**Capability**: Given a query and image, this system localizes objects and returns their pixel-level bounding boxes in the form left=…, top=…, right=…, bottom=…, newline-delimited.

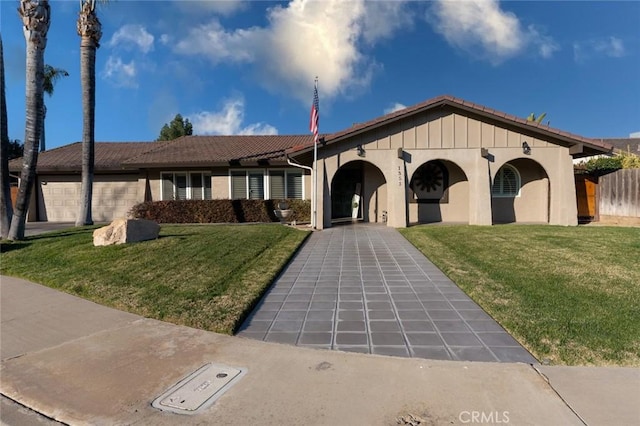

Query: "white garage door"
left=39, top=175, right=141, bottom=222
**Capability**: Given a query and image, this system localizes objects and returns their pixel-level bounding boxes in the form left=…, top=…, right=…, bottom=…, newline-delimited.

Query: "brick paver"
left=238, top=224, right=537, bottom=363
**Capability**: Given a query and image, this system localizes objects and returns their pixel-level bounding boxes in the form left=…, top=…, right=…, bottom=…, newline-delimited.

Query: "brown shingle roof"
left=288, top=95, right=614, bottom=157
left=123, top=135, right=313, bottom=167
left=9, top=142, right=157, bottom=173
left=9, top=136, right=315, bottom=173
left=601, top=138, right=640, bottom=155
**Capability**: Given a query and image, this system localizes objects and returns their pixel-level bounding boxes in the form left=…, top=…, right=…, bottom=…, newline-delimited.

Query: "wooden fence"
left=599, top=169, right=639, bottom=218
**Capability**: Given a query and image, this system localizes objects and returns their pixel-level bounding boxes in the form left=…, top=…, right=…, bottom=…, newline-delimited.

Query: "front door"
left=332, top=165, right=362, bottom=220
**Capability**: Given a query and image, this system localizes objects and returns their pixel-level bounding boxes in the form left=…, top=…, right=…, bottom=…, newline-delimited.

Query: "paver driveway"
left=238, top=224, right=537, bottom=363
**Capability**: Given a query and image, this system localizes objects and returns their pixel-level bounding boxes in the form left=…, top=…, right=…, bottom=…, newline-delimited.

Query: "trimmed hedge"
left=129, top=199, right=311, bottom=224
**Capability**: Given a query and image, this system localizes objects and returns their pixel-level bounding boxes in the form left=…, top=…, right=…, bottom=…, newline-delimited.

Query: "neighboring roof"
left=123, top=135, right=313, bottom=168
left=600, top=138, right=640, bottom=155
left=288, top=95, right=614, bottom=158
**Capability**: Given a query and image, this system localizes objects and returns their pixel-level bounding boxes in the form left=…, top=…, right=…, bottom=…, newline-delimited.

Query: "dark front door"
left=332, top=165, right=362, bottom=220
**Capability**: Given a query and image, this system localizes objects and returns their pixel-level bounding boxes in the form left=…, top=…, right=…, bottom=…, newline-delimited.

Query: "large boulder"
left=93, top=219, right=160, bottom=246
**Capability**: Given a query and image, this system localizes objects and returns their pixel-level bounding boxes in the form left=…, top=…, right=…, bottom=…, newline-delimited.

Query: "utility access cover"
left=152, top=363, right=246, bottom=415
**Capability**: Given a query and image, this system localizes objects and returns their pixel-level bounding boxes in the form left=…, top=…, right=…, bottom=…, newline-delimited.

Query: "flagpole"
left=313, top=77, right=318, bottom=230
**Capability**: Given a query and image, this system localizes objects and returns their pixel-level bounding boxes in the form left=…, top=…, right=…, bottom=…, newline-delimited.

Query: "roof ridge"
left=320, top=94, right=612, bottom=152
left=121, top=139, right=180, bottom=164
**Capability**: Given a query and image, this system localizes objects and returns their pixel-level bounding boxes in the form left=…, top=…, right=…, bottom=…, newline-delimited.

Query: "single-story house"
left=10, top=95, right=613, bottom=228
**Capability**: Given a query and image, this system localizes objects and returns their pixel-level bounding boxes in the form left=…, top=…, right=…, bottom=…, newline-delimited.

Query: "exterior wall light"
left=357, top=144, right=365, bottom=157
left=522, top=141, right=531, bottom=155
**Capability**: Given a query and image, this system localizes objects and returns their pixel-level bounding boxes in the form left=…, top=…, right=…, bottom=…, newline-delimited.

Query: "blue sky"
left=2, top=0, right=639, bottom=150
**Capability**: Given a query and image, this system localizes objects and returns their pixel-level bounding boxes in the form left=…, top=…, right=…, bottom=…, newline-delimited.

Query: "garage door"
left=38, top=175, right=141, bottom=222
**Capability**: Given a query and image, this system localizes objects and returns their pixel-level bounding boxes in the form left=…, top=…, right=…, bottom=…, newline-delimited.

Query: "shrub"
left=621, top=153, right=640, bottom=169
left=130, top=199, right=311, bottom=224
left=583, top=156, right=623, bottom=176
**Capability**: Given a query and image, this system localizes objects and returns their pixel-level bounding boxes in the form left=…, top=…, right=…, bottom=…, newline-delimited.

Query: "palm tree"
left=8, top=1, right=50, bottom=240
left=75, top=0, right=103, bottom=226
left=1, top=34, right=13, bottom=238
left=41, top=65, right=68, bottom=152
left=527, top=112, right=548, bottom=125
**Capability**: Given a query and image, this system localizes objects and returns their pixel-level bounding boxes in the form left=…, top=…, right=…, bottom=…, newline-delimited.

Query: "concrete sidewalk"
left=1, top=276, right=638, bottom=425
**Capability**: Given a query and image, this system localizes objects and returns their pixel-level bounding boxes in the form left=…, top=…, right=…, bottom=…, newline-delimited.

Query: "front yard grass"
left=0, top=224, right=310, bottom=334
left=399, top=225, right=640, bottom=366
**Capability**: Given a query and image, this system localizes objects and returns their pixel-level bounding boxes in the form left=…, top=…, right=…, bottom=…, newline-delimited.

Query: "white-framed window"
left=492, top=164, right=521, bottom=197
left=161, top=172, right=212, bottom=200
left=230, top=169, right=304, bottom=200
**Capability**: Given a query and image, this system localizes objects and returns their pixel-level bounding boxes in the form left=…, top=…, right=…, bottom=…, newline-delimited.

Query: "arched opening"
left=331, top=160, right=387, bottom=223
left=492, top=158, right=549, bottom=224
left=408, top=160, right=469, bottom=224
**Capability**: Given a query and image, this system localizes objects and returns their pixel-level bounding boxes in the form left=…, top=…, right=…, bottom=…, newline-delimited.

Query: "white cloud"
left=361, top=1, right=413, bottom=45
left=175, top=20, right=259, bottom=64
left=174, top=0, right=247, bottom=17
left=174, top=0, right=412, bottom=103
left=108, top=24, right=154, bottom=54
left=102, top=56, right=137, bottom=88
left=159, top=34, right=171, bottom=45
left=594, top=36, right=626, bottom=57
left=384, top=102, right=407, bottom=114
left=189, top=97, right=278, bottom=135
left=428, top=0, right=558, bottom=63
left=574, top=36, right=626, bottom=62
left=527, top=25, right=560, bottom=59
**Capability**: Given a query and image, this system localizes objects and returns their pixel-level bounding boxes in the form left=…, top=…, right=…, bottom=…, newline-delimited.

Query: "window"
left=161, top=172, right=212, bottom=200
left=286, top=171, right=303, bottom=198
left=269, top=171, right=285, bottom=199
left=492, top=164, right=520, bottom=197
left=231, top=170, right=304, bottom=200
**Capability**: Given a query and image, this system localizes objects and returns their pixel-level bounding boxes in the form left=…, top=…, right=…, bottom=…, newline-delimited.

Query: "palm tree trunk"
left=0, top=35, right=13, bottom=238
left=9, top=0, right=50, bottom=240
left=40, top=103, right=46, bottom=152
left=76, top=1, right=101, bottom=227
left=76, top=38, right=95, bottom=226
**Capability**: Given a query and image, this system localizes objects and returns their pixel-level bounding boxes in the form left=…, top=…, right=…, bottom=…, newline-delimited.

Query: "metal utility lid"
left=152, top=363, right=247, bottom=415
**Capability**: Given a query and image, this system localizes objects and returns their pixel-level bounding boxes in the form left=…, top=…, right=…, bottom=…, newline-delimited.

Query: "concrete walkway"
left=239, top=224, right=536, bottom=363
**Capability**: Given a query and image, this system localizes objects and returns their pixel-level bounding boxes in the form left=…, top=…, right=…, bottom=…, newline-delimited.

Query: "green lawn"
left=0, top=224, right=310, bottom=334
left=399, top=225, right=640, bottom=366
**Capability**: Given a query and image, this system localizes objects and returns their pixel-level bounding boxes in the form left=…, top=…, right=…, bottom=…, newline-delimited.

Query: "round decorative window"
left=410, top=161, right=449, bottom=202
left=412, top=162, right=444, bottom=192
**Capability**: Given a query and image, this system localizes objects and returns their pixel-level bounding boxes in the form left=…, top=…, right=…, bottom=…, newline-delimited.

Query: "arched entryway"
left=408, top=160, right=469, bottom=224
left=492, top=158, right=550, bottom=223
left=331, top=160, right=387, bottom=223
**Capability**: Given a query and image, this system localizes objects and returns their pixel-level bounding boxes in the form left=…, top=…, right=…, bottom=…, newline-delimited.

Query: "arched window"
left=492, top=164, right=520, bottom=197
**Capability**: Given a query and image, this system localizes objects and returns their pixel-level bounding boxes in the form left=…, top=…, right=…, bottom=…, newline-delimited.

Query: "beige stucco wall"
left=315, top=108, right=578, bottom=229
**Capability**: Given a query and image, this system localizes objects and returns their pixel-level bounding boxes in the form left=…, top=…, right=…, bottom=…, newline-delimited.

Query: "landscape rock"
left=93, top=219, right=160, bottom=246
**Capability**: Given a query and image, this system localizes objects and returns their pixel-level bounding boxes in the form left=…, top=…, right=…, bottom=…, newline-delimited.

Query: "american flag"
left=309, top=81, right=319, bottom=144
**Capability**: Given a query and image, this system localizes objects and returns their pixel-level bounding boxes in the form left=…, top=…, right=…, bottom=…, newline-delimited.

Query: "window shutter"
left=162, top=174, right=174, bottom=200
left=502, top=168, right=518, bottom=195
left=231, top=172, right=247, bottom=199
left=204, top=175, right=212, bottom=200
left=270, top=171, right=285, bottom=199
left=191, top=173, right=203, bottom=200
left=286, top=172, right=303, bottom=199
left=493, top=166, right=520, bottom=197
left=248, top=173, right=264, bottom=199
left=175, top=174, right=187, bottom=200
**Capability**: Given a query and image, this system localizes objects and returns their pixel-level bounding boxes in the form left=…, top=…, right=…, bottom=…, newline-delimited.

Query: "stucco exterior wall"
left=315, top=108, right=578, bottom=229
